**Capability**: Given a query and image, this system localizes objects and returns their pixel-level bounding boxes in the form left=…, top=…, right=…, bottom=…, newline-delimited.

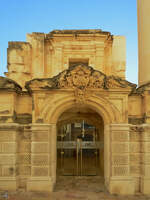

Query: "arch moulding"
left=41, top=94, right=121, bottom=125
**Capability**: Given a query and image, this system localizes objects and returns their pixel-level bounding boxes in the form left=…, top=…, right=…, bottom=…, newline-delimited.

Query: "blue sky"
left=0, top=0, right=138, bottom=83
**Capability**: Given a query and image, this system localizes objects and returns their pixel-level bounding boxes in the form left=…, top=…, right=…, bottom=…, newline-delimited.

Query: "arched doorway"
left=56, top=105, right=104, bottom=177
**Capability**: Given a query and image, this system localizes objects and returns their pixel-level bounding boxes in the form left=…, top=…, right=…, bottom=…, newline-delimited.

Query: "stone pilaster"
left=52, top=45, right=63, bottom=76
left=137, top=0, right=150, bottom=85
left=95, top=44, right=104, bottom=73
left=27, top=33, right=45, bottom=78
left=141, top=124, right=150, bottom=194
left=108, top=124, right=135, bottom=195
left=0, top=123, right=19, bottom=191
left=129, top=125, right=142, bottom=193
left=17, top=125, right=31, bottom=190
left=27, top=124, right=53, bottom=192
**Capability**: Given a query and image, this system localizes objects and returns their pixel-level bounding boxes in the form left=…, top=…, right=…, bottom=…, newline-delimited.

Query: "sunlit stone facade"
left=0, top=9, right=150, bottom=195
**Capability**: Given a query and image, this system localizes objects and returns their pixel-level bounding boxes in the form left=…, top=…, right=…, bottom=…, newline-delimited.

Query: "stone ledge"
left=27, top=177, right=53, bottom=192
left=141, top=177, right=150, bottom=194
left=108, top=176, right=135, bottom=195
left=0, top=177, right=18, bottom=191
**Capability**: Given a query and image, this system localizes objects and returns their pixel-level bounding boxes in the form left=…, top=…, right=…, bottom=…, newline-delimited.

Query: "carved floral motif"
left=25, top=64, right=136, bottom=92
left=59, top=64, right=105, bottom=89
left=74, top=88, right=91, bottom=104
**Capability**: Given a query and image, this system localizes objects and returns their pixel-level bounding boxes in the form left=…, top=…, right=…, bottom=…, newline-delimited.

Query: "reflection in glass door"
left=57, top=122, right=103, bottom=176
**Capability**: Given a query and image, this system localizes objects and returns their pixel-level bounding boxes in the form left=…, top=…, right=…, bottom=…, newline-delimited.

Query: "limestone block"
left=141, top=164, right=150, bottom=176
left=27, top=177, right=53, bottom=192
left=2, top=143, right=16, bottom=153
left=137, top=0, right=150, bottom=85
left=112, top=143, right=129, bottom=153
left=109, top=177, right=135, bottom=195
left=7, top=41, right=32, bottom=87
left=7, top=42, right=31, bottom=73
left=0, top=143, right=2, bottom=152
left=130, top=153, right=141, bottom=164
left=141, top=142, right=150, bottom=152
left=0, top=131, right=16, bottom=141
left=112, top=166, right=129, bottom=176
left=2, top=166, right=16, bottom=176
left=0, top=155, right=16, bottom=165
left=32, top=143, right=49, bottom=153
left=128, top=96, right=142, bottom=116
left=141, top=153, right=150, bottom=164
left=112, top=36, right=126, bottom=79
left=19, top=142, right=30, bottom=153
left=142, top=130, right=150, bottom=141
left=32, top=167, right=49, bottom=176
left=16, top=95, right=32, bottom=114
left=32, top=154, right=49, bottom=166
left=18, top=166, right=31, bottom=176
left=26, top=33, right=44, bottom=78
left=0, top=166, right=2, bottom=176
left=112, top=154, right=129, bottom=165
left=0, top=178, right=18, bottom=191
left=130, top=131, right=141, bottom=142
left=18, top=178, right=27, bottom=188
left=32, top=131, right=49, bottom=142
left=111, top=131, right=129, bottom=141
left=134, top=177, right=140, bottom=193
left=130, top=142, right=141, bottom=153
left=141, top=177, right=150, bottom=194
left=130, top=165, right=141, bottom=176
left=18, top=154, right=31, bottom=164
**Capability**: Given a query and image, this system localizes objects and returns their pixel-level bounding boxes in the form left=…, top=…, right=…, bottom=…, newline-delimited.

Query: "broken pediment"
left=0, top=76, right=22, bottom=93
left=25, top=64, right=136, bottom=92
left=132, top=81, right=150, bottom=95
left=106, top=76, right=137, bottom=89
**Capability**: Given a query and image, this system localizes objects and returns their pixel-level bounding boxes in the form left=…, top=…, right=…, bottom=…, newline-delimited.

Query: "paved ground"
left=1, top=176, right=150, bottom=200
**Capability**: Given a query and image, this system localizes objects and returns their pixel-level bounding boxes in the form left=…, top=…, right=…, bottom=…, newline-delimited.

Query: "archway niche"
left=56, top=105, right=104, bottom=177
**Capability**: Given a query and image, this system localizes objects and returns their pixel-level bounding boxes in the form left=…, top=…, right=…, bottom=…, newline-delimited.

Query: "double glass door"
left=57, top=137, right=103, bottom=176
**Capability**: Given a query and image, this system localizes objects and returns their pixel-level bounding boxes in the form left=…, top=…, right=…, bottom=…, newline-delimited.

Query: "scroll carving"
left=25, top=64, right=136, bottom=92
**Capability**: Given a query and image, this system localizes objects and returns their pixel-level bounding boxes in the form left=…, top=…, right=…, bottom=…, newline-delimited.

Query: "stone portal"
left=56, top=106, right=104, bottom=177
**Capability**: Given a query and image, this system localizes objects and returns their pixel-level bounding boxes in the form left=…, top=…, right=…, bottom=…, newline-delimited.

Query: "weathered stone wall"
left=108, top=124, right=135, bottom=195
left=17, top=125, right=31, bottom=189
left=5, top=30, right=126, bottom=87
left=0, top=124, right=18, bottom=190
left=6, top=42, right=32, bottom=87
left=129, top=125, right=142, bottom=193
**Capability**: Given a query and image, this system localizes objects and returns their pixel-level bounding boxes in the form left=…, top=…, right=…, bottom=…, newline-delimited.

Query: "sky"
left=0, top=0, right=138, bottom=83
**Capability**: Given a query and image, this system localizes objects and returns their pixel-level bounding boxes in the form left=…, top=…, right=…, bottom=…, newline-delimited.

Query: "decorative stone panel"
left=32, top=131, right=49, bottom=141
left=32, top=143, right=49, bottom=153
left=130, top=165, right=141, bottom=176
left=112, top=143, right=129, bottom=153
left=112, top=166, right=129, bottom=176
left=130, top=153, right=141, bottom=164
left=32, top=167, right=49, bottom=176
left=111, top=131, right=129, bottom=141
left=112, top=154, right=129, bottom=165
left=110, top=124, right=131, bottom=181
left=32, top=155, right=49, bottom=166
left=0, top=124, right=19, bottom=191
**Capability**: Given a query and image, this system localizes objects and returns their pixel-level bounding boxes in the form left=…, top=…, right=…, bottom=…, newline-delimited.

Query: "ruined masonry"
left=0, top=14, right=150, bottom=196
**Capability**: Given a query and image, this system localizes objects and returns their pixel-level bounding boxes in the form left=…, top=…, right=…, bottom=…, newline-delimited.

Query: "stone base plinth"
left=27, top=177, right=53, bottom=192
left=0, top=178, right=18, bottom=191
left=109, top=177, right=135, bottom=195
left=141, top=177, right=150, bottom=194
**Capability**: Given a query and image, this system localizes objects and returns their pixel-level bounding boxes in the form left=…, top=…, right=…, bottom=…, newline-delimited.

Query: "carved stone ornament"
left=130, top=126, right=144, bottom=132
left=74, top=88, right=91, bottom=104
left=25, top=64, right=136, bottom=92
left=106, top=76, right=137, bottom=89
left=132, top=81, right=150, bottom=95
left=0, top=76, right=22, bottom=93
